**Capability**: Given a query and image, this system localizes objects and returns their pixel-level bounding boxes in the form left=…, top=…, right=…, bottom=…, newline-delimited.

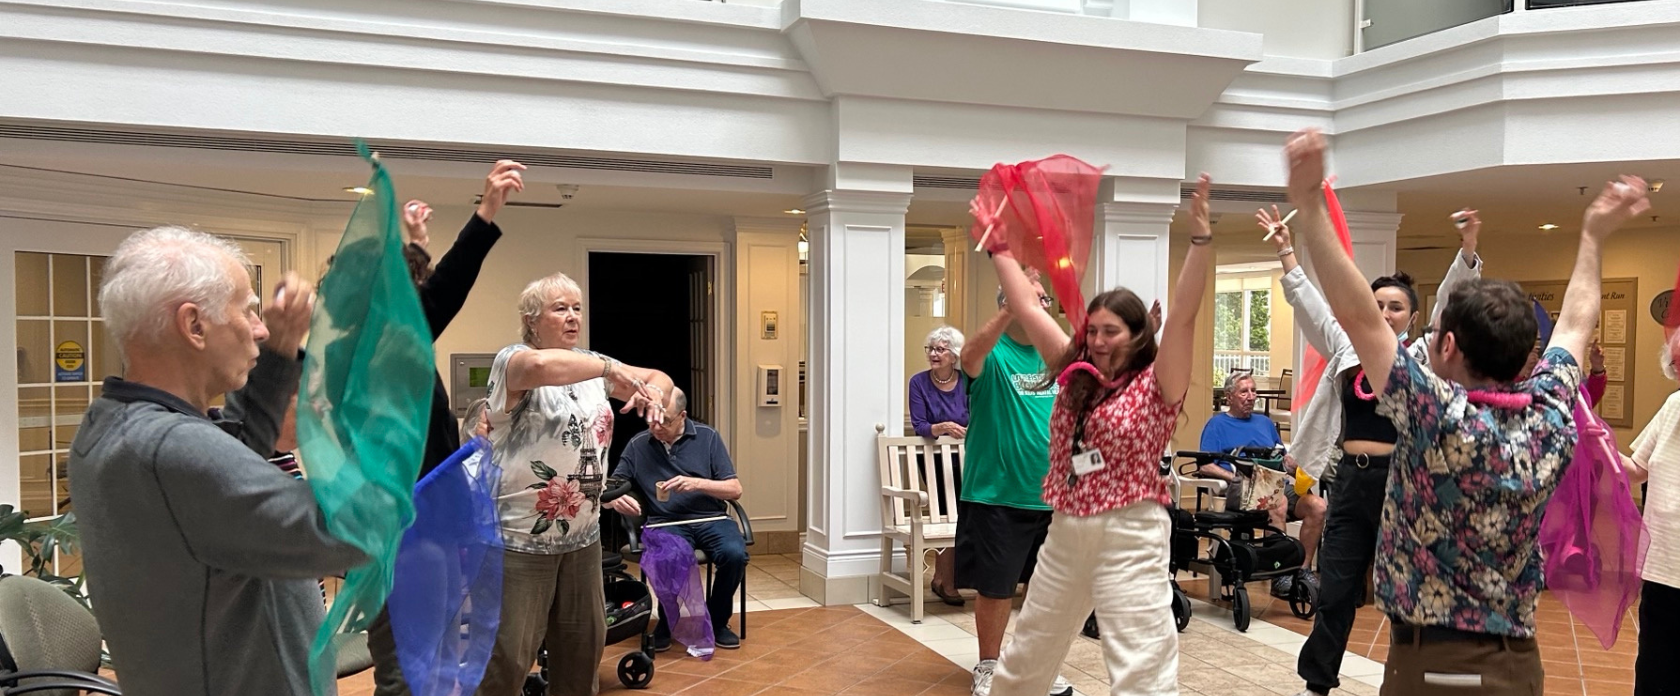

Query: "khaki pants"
left=475, top=543, right=606, bottom=696
left=992, top=502, right=1178, bottom=696
left=1381, top=626, right=1542, bottom=696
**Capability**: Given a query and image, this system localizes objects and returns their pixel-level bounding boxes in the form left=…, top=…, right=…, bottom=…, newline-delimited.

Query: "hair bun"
left=1388, top=271, right=1415, bottom=287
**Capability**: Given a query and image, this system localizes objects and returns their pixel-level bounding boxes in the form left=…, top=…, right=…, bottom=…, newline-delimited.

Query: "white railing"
left=1214, top=352, right=1270, bottom=379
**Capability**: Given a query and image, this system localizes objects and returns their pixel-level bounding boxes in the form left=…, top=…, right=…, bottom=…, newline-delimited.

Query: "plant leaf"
left=527, top=482, right=547, bottom=490
left=530, top=460, right=558, bottom=480
left=531, top=518, right=552, bottom=536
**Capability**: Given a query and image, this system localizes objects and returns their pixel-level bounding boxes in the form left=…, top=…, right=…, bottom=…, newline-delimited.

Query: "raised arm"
left=989, top=255, right=1071, bottom=364
left=1267, top=218, right=1351, bottom=358
left=1285, top=129, right=1398, bottom=393
left=220, top=273, right=313, bottom=456
left=961, top=308, right=1011, bottom=379
left=1433, top=209, right=1483, bottom=327
left=1155, top=174, right=1215, bottom=405
left=1551, top=177, right=1649, bottom=366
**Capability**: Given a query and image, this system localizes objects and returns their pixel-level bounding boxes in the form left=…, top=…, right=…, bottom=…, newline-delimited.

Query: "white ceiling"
left=4, top=138, right=1674, bottom=264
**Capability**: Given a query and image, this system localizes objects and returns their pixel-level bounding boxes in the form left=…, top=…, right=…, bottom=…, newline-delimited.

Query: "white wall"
left=1199, top=0, right=1353, bottom=59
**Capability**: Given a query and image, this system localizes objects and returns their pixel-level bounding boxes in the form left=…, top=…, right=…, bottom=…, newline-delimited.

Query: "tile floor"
left=337, top=553, right=1642, bottom=696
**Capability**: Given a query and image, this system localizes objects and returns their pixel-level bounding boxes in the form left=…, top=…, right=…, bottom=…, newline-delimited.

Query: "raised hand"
left=263, top=271, right=315, bottom=357
left=970, top=198, right=1009, bottom=253
left=1257, top=205, right=1292, bottom=249
left=1583, top=176, right=1650, bottom=240
left=1285, top=129, right=1328, bottom=200
left=1590, top=341, right=1606, bottom=373
left=476, top=160, right=527, bottom=223
left=1190, top=173, right=1212, bottom=238
left=401, top=200, right=433, bottom=248
left=1148, top=299, right=1163, bottom=334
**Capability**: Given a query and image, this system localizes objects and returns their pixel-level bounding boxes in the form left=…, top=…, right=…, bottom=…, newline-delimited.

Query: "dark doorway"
left=588, top=252, right=715, bottom=545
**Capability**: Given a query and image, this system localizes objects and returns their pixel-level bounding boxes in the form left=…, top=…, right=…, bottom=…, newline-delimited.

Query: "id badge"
left=1071, top=449, right=1106, bottom=476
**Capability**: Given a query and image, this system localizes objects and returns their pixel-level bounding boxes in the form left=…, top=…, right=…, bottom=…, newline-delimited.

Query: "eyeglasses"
left=924, top=346, right=951, bottom=355
left=1037, top=295, right=1053, bottom=308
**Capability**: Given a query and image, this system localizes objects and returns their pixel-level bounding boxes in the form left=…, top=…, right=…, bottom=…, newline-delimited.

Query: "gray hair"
left=670, top=387, right=689, bottom=416
left=1664, top=340, right=1678, bottom=382
left=925, top=325, right=965, bottom=356
left=1222, top=371, right=1256, bottom=396
left=100, top=226, right=250, bottom=356
left=517, top=272, right=582, bottom=345
left=460, top=397, right=490, bottom=443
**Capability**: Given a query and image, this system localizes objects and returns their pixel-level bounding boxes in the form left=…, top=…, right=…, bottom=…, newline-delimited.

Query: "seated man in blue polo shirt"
left=1199, top=371, right=1325, bottom=596
left=605, top=387, right=747, bottom=650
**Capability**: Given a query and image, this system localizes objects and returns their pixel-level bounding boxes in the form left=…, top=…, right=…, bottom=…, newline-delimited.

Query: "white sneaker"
left=1049, top=674, right=1074, bottom=696
left=971, top=660, right=997, bottom=696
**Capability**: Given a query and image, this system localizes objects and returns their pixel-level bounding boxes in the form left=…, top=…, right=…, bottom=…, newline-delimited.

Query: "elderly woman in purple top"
left=909, top=325, right=969, bottom=605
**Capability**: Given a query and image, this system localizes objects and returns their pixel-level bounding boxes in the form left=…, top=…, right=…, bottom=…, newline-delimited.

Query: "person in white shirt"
left=1623, top=330, right=1680, bottom=696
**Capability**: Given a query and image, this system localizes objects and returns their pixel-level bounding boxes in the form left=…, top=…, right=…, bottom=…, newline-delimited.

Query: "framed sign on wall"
left=1419, top=277, right=1637, bottom=429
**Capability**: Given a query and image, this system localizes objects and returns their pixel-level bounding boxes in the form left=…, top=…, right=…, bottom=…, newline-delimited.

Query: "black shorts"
left=954, top=501, right=1053, bottom=600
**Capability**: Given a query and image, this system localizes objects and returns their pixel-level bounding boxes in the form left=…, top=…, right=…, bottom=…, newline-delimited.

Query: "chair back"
left=0, top=575, right=102, bottom=696
left=876, top=434, right=963, bottom=529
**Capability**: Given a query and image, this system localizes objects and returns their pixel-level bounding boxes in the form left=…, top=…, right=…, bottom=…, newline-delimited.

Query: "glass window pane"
left=89, top=256, right=107, bottom=318
left=53, top=321, right=90, bottom=384
left=16, top=252, right=50, bottom=316
left=19, top=454, right=54, bottom=518
left=18, top=386, right=51, bottom=452
left=89, top=321, right=121, bottom=381
left=52, top=255, right=89, bottom=318
left=55, top=453, right=73, bottom=519
left=17, top=319, right=51, bottom=384
left=1248, top=290, right=1271, bottom=351
left=54, top=385, right=90, bottom=450
left=1214, top=292, right=1242, bottom=351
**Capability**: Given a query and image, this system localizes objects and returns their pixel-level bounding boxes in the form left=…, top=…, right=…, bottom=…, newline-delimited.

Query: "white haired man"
left=1198, top=370, right=1326, bottom=597
left=70, top=227, right=366, bottom=696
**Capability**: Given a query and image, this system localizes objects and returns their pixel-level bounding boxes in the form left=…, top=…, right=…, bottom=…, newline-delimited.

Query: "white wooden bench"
left=873, top=425, right=963, bottom=624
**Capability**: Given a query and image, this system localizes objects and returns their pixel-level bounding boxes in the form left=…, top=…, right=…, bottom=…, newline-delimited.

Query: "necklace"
left=931, top=370, right=956, bottom=385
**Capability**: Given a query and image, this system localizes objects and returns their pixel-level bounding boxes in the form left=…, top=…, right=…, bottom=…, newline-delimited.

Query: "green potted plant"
left=0, top=503, right=88, bottom=610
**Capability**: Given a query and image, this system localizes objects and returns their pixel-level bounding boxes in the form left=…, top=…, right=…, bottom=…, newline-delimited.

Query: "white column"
left=1345, top=211, right=1403, bottom=281
left=1291, top=210, right=1403, bottom=400
left=727, top=218, right=805, bottom=536
left=1086, top=201, right=1178, bottom=309
left=801, top=177, right=912, bottom=606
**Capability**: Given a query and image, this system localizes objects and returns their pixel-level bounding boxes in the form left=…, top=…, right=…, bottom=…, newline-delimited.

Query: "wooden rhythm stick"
left=1261, top=208, right=1298, bottom=241
left=973, top=195, right=1011, bottom=252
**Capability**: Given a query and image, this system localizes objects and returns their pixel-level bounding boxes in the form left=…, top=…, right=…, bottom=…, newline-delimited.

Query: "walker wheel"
left=1232, top=586, right=1251, bottom=632
left=618, top=652, right=655, bottom=689
left=1290, top=576, right=1319, bottom=620
left=1172, top=587, right=1192, bottom=633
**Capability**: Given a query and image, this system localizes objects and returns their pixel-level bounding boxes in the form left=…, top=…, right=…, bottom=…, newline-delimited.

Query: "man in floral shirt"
left=1284, top=128, right=1650, bottom=695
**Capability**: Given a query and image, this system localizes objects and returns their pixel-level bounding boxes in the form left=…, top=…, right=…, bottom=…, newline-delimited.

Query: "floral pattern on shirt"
left=486, top=344, right=615, bottom=555
left=1043, top=365, right=1180, bottom=516
left=1375, top=344, right=1581, bottom=637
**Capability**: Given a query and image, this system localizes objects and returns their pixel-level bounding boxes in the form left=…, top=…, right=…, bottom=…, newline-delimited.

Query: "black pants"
left=1298, top=457, right=1388, bottom=694
left=1637, top=580, right=1680, bottom=696
left=366, top=607, right=412, bottom=696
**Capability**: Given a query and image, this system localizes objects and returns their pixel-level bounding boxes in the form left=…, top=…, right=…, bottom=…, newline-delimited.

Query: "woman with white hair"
left=477, top=271, right=674, bottom=696
left=1623, top=331, right=1680, bottom=695
left=909, top=324, right=969, bottom=604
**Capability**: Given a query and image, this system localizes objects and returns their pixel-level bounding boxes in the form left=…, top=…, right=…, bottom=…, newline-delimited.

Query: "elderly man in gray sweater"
left=70, top=227, right=366, bottom=696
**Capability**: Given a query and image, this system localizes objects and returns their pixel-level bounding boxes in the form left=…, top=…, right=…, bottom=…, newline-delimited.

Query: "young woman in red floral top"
left=987, top=176, right=1215, bottom=696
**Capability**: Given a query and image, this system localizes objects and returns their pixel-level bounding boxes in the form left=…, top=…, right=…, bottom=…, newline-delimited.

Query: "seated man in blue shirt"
left=605, top=387, right=747, bottom=650
left=1199, top=371, right=1326, bottom=596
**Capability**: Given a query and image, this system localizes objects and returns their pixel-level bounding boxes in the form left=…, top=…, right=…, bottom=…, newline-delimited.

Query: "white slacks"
left=992, top=501, right=1178, bottom=696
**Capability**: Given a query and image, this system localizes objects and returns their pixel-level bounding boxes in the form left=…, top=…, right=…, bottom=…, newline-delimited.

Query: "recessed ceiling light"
left=1651, top=180, right=1665, bottom=193
left=783, top=208, right=806, bottom=215
left=344, top=186, right=373, bottom=196
left=1539, top=223, right=1559, bottom=231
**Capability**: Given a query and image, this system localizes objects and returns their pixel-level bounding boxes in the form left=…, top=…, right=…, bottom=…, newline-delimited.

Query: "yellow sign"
left=55, top=340, right=86, bottom=382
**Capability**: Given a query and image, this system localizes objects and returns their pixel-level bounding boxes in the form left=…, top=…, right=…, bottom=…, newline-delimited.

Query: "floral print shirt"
left=486, top=344, right=615, bottom=555
left=1376, top=344, right=1580, bottom=637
